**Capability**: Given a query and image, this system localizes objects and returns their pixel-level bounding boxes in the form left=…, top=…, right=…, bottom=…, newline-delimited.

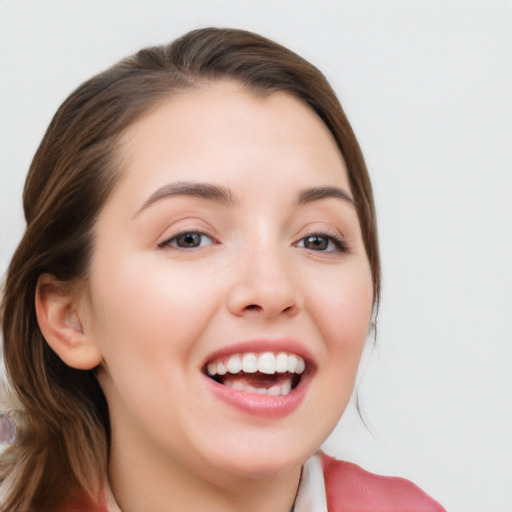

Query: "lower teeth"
left=224, top=379, right=292, bottom=396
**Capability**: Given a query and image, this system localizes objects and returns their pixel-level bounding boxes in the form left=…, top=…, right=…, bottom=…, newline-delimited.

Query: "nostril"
left=243, top=304, right=297, bottom=315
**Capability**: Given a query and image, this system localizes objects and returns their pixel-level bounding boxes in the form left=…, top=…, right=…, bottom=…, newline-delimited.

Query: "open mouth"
left=204, top=352, right=306, bottom=397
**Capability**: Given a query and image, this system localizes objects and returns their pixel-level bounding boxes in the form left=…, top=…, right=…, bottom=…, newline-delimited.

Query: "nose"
left=227, top=243, right=302, bottom=319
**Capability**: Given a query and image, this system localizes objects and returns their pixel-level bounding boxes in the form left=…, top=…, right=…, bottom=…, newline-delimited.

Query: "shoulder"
left=321, top=453, right=446, bottom=512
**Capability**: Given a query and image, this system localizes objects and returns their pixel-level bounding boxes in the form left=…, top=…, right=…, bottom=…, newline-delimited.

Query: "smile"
left=204, top=352, right=306, bottom=397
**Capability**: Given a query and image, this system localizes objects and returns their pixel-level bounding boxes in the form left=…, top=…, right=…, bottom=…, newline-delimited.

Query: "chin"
left=200, top=437, right=314, bottom=479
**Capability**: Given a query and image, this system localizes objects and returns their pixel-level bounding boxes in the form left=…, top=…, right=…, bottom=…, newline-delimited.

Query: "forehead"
left=114, top=82, right=350, bottom=203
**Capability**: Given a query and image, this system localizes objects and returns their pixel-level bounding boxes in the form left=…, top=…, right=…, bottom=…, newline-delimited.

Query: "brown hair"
left=0, top=27, right=380, bottom=511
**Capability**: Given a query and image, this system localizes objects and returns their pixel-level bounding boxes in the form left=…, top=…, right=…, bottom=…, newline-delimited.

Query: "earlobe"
left=35, top=274, right=102, bottom=370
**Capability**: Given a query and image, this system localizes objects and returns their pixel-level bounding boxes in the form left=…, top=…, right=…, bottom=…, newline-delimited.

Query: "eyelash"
left=158, top=230, right=348, bottom=254
left=157, top=230, right=214, bottom=250
left=296, top=232, right=348, bottom=253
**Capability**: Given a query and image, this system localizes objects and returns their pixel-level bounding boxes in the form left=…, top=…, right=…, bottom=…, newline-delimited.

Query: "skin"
left=52, top=82, right=374, bottom=511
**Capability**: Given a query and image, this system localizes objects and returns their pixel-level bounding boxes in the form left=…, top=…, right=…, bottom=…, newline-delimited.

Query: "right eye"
left=158, top=231, right=214, bottom=250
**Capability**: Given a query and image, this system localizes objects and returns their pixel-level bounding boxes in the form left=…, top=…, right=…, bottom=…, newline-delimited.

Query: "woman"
left=0, top=28, right=444, bottom=511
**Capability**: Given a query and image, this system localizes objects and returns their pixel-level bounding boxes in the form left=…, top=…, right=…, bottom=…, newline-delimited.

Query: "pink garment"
left=321, top=453, right=445, bottom=512
left=59, top=454, right=445, bottom=511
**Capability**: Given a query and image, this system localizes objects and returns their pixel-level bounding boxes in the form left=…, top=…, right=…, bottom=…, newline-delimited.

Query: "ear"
left=35, top=274, right=102, bottom=370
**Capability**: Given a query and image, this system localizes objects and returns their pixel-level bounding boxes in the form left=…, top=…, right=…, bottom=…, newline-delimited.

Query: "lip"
left=202, top=338, right=315, bottom=366
left=203, top=368, right=311, bottom=418
left=201, top=338, right=315, bottom=418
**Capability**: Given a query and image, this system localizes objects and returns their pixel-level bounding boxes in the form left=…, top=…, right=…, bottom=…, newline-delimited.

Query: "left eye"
left=297, top=234, right=344, bottom=252
left=160, top=232, right=214, bottom=249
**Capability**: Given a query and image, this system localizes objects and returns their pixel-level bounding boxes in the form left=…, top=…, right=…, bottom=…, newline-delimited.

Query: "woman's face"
left=81, top=82, right=373, bottom=480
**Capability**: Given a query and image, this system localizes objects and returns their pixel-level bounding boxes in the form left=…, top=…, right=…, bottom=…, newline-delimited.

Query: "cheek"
left=87, top=255, right=222, bottom=363
left=88, top=257, right=223, bottom=427
left=86, top=248, right=242, bottom=384
left=306, top=262, right=373, bottom=374
left=313, top=263, right=372, bottom=336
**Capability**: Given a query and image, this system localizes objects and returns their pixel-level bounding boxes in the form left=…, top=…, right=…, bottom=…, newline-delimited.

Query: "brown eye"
left=296, top=233, right=347, bottom=253
left=176, top=233, right=202, bottom=248
left=159, top=232, right=214, bottom=249
left=303, top=235, right=329, bottom=250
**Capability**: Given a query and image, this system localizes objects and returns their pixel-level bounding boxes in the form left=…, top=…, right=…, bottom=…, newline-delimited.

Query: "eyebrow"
left=135, top=182, right=236, bottom=216
left=297, top=186, right=355, bottom=207
left=135, top=182, right=355, bottom=217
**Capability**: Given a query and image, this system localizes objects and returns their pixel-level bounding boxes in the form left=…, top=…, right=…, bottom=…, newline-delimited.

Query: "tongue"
left=222, top=372, right=292, bottom=390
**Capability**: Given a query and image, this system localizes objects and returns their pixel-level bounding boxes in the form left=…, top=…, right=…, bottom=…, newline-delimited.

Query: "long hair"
left=0, top=27, right=380, bottom=511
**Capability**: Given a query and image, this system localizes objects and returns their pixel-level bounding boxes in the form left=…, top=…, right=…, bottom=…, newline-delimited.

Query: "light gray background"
left=1, top=1, right=511, bottom=510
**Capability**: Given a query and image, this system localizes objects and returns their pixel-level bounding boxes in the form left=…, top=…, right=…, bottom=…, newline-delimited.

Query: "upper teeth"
left=207, top=352, right=306, bottom=376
